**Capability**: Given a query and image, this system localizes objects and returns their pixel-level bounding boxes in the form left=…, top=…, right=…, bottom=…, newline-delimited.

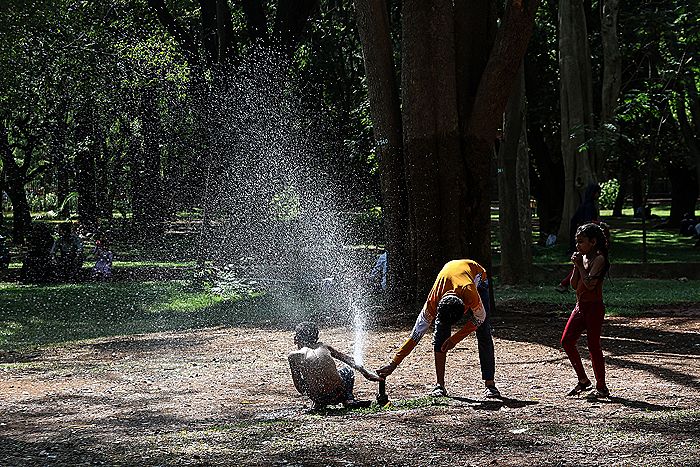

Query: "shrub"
left=599, top=179, right=619, bottom=210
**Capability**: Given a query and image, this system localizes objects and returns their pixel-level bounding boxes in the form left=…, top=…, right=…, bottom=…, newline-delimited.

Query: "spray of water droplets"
left=197, top=48, right=377, bottom=361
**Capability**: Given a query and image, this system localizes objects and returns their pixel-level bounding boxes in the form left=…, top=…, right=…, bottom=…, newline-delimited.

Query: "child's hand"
left=440, top=336, right=457, bottom=353
left=571, top=252, right=583, bottom=265
left=376, top=362, right=396, bottom=377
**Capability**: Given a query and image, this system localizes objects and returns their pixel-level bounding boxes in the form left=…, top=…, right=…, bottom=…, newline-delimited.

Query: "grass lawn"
left=0, top=281, right=234, bottom=350
left=1, top=278, right=698, bottom=352
left=492, top=204, right=700, bottom=264
left=497, top=278, right=700, bottom=316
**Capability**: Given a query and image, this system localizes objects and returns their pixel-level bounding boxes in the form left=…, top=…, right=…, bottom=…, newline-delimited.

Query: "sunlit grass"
left=496, top=278, right=700, bottom=315
left=0, top=281, right=237, bottom=350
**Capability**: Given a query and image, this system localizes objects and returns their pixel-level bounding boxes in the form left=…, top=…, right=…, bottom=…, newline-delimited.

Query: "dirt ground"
left=1, top=306, right=699, bottom=466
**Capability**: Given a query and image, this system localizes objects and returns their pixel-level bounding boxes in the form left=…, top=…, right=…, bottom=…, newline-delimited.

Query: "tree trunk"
left=676, top=79, right=700, bottom=198
left=612, top=165, right=627, bottom=216
left=0, top=123, right=32, bottom=244
left=666, top=164, right=698, bottom=226
left=498, top=63, right=532, bottom=284
left=528, top=125, right=564, bottom=242
left=353, top=0, right=413, bottom=307
left=465, top=0, right=541, bottom=269
left=600, top=0, right=620, bottom=125
left=0, top=168, right=5, bottom=225
left=557, top=0, right=596, bottom=243
left=4, top=173, right=31, bottom=245
left=631, top=168, right=643, bottom=214
left=401, top=0, right=462, bottom=296
left=241, top=0, right=268, bottom=41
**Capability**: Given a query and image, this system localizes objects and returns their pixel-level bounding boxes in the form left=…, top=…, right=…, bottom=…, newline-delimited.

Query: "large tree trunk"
left=498, top=64, right=532, bottom=284
left=677, top=79, right=700, bottom=199
left=402, top=0, right=463, bottom=296
left=0, top=123, right=32, bottom=244
left=666, top=163, right=698, bottom=227
left=353, top=0, right=413, bottom=307
left=454, top=0, right=496, bottom=271
left=600, top=0, right=621, bottom=125
left=557, top=0, right=596, bottom=243
left=528, top=125, right=564, bottom=242
left=465, top=0, right=541, bottom=269
left=4, top=174, right=31, bottom=245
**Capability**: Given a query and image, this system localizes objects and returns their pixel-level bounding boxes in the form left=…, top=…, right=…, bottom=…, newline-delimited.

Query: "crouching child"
left=288, top=322, right=383, bottom=410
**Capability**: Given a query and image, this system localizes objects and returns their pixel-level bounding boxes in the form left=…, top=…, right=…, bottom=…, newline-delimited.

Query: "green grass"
left=114, top=260, right=196, bottom=268
left=496, top=278, right=700, bottom=315
left=492, top=205, right=700, bottom=264
left=0, top=281, right=236, bottom=350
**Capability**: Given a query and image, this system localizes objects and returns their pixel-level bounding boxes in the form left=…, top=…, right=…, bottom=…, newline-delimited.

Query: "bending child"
left=288, top=322, right=383, bottom=410
left=561, top=223, right=611, bottom=399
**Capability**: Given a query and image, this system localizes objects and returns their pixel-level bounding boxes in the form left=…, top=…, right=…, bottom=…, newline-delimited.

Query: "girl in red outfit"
left=561, top=223, right=611, bottom=398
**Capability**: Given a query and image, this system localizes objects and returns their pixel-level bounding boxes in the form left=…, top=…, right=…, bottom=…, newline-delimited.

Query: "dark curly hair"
left=294, top=322, right=319, bottom=347
left=575, top=222, right=611, bottom=278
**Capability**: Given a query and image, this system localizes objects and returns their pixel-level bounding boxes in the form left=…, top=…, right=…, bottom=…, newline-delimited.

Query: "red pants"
left=561, top=301, right=606, bottom=390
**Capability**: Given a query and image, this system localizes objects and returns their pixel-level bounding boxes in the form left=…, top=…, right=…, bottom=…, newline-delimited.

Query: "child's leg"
left=476, top=282, right=495, bottom=382
left=561, top=304, right=589, bottom=383
left=582, top=302, right=607, bottom=390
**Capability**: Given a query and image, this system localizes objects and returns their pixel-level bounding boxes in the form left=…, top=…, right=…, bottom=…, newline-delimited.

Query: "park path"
left=1, top=309, right=699, bottom=466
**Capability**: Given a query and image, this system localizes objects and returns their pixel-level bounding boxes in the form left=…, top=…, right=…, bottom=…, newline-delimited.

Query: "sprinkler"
left=376, top=379, right=389, bottom=406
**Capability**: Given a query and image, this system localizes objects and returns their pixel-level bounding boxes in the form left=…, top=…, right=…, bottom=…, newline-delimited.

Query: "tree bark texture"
left=353, top=0, right=413, bottom=306
left=466, top=0, right=540, bottom=269
left=676, top=79, right=700, bottom=196
left=557, top=0, right=596, bottom=243
left=401, top=0, right=463, bottom=296
left=454, top=0, right=497, bottom=135
left=600, top=0, right=620, bottom=125
left=497, top=64, right=532, bottom=284
left=0, top=123, right=32, bottom=244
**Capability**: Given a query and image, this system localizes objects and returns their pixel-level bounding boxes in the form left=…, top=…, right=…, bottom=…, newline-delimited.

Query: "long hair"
left=576, top=222, right=610, bottom=278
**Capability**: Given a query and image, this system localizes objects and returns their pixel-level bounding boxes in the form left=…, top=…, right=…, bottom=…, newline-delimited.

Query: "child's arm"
left=570, top=253, right=582, bottom=289
left=327, top=345, right=384, bottom=382
left=440, top=293, right=486, bottom=352
left=578, top=255, right=605, bottom=290
left=287, top=353, right=307, bottom=394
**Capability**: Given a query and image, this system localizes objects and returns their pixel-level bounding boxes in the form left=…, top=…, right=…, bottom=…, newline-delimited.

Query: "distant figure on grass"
left=52, top=222, right=84, bottom=281
left=376, top=259, right=500, bottom=399
left=561, top=223, right=611, bottom=399
left=288, top=322, right=383, bottom=410
left=21, top=223, right=56, bottom=284
left=556, top=183, right=601, bottom=293
left=367, top=251, right=387, bottom=292
left=92, top=235, right=113, bottom=281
